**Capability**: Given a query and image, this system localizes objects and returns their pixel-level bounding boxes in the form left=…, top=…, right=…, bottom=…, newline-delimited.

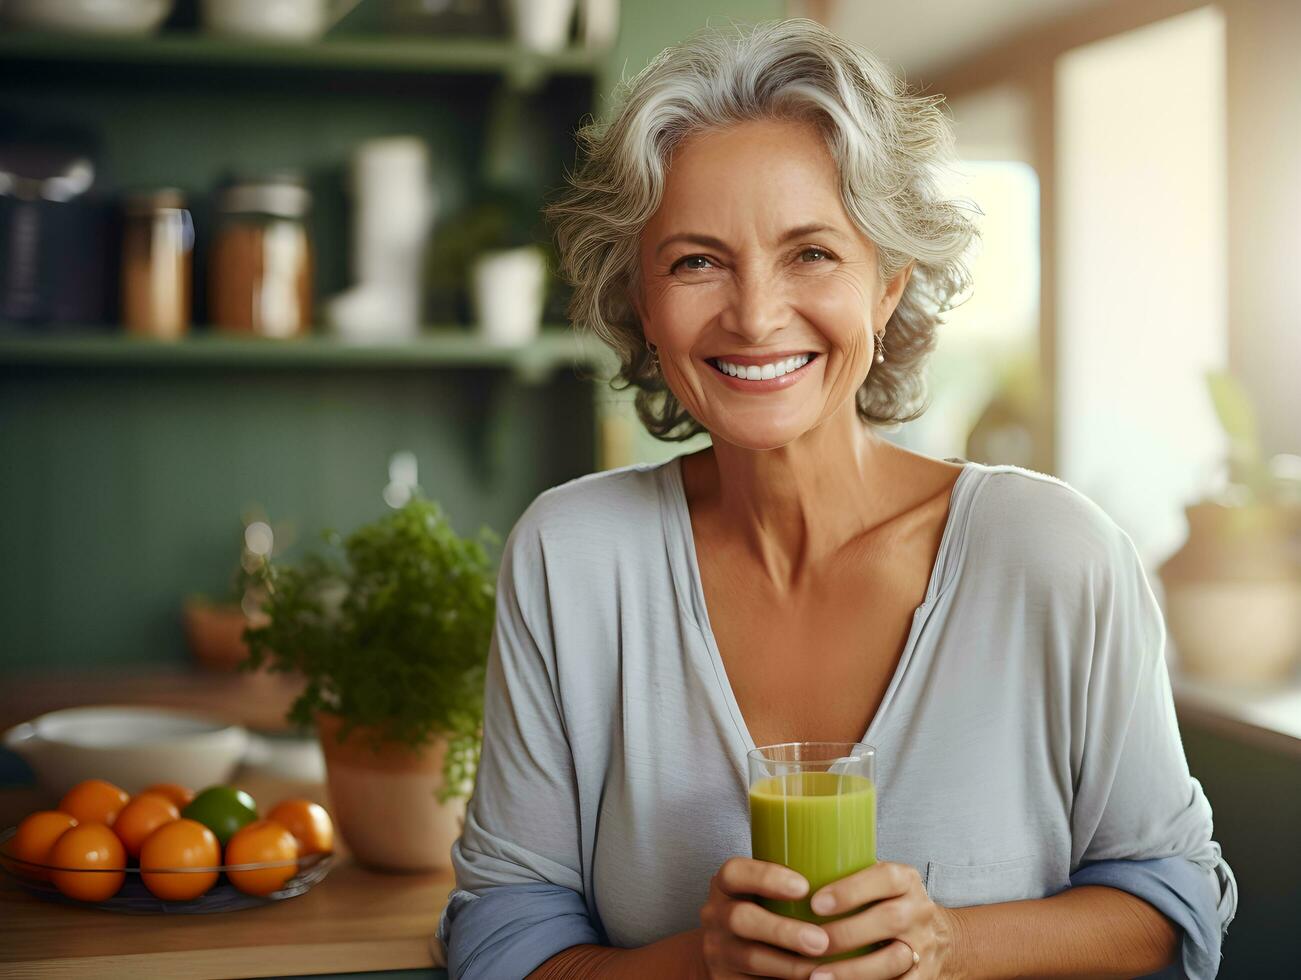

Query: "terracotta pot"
left=315, top=711, right=466, bottom=872
left=182, top=598, right=270, bottom=672
left=1159, top=502, right=1301, bottom=684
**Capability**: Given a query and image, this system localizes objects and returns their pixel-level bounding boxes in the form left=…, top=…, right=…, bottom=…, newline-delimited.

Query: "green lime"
left=181, top=785, right=258, bottom=846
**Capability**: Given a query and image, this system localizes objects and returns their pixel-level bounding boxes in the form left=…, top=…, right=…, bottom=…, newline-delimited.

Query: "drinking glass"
left=748, top=741, right=878, bottom=963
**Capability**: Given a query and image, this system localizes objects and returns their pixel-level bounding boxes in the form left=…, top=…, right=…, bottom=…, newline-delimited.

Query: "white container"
left=505, top=0, right=578, bottom=54
left=200, top=0, right=359, bottom=42
left=2, top=706, right=250, bottom=797
left=577, top=0, right=618, bottom=49
left=326, top=137, right=436, bottom=343
left=2, top=0, right=173, bottom=35
left=471, top=246, right=547, bottom=346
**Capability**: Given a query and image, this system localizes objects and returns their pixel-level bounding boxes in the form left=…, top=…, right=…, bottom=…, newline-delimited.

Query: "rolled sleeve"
left=437, top=883, right=605, bottom=980
left=1071, top=855, right=1236, bottom=979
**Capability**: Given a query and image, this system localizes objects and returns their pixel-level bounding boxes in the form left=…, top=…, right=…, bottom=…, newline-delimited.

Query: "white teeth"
left=714, top=354, right=812, bottom=380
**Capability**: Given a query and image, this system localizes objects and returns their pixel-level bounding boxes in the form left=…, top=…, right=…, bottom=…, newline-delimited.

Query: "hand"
left=804, top=862, right=961, bottom=979
left=698, top=856, right=833, bottom=979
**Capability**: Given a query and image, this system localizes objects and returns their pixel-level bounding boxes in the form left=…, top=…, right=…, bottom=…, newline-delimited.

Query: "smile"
left=709, top=353, right=815, bottom=380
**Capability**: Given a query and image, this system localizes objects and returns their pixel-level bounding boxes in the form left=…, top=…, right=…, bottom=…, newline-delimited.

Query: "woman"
left=438, top=18, right=1236, bottom=980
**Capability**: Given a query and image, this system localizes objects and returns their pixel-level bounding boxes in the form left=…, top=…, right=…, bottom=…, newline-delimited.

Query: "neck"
left=687, top=403, right=904, bottom=588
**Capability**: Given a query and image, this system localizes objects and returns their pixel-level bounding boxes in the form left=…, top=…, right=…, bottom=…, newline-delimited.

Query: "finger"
left=719, top=934, right=825, bottom=980
left=819, top=897, right=918, bottom=956
left=722, top=898, right=830, bottom=957
left=717, top=856, right=809, bottom=901
left=808, top=940, right=918, bottom=980
left=809, top=862, right=920, bottom=918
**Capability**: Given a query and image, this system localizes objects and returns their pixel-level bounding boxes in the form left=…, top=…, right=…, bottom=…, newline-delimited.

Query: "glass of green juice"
left=747, top=741, right=878, bottom=964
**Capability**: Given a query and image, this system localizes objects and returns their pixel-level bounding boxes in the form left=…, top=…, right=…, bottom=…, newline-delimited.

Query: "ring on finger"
left=898, top=939, right=921, bottom=967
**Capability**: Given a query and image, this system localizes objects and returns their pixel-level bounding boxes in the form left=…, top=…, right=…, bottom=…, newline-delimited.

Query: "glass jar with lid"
left=209, top=175, right=313, bottom=337
left=122, top=188, right=193, bottom=338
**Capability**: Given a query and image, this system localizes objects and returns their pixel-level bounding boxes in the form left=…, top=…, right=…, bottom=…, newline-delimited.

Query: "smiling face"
left=633, top=117, right=912, bottom=451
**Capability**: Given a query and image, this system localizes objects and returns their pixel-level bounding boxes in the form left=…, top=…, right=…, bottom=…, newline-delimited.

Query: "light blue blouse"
left=438, top=458, right=1237, bottom=978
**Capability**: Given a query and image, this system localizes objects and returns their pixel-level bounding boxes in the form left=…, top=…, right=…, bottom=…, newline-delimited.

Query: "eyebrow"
left=654, top=223, right=841, bottom=256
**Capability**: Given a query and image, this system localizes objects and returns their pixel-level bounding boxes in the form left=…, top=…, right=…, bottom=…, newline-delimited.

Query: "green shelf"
left=0, top=31, right=600, bottom=86
left=0, top=327, right=614, bottom=382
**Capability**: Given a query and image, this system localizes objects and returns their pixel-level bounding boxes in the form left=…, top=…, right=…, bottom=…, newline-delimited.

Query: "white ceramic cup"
left=471, top=246, right=547, bottom=346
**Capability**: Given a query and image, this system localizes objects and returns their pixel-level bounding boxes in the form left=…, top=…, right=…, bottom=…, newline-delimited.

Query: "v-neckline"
left=661, top=454, right=976, bottom=760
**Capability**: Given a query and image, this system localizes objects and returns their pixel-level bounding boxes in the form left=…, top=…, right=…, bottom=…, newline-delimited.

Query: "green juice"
left=749, top=771, right=878, bottom=964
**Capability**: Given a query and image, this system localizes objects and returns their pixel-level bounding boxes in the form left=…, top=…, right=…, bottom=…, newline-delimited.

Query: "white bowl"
left=2, top=0, right=173, bottom=36
left=2, top=705, right=249, bottom=797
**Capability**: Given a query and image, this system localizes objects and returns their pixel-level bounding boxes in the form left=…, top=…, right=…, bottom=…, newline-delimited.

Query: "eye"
left=672, top=254, right=714, bottom=273
left=799, top=247, right=832, bottom=263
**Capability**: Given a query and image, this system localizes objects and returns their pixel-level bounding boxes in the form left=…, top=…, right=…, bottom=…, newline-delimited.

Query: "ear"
left=876, top=260, right=915, bottom=326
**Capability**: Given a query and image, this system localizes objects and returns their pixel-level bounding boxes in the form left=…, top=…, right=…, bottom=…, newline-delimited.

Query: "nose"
left=720, top=270, right=787, bottom=344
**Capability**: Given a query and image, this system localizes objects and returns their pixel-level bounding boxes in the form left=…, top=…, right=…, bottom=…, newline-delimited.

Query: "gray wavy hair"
left=545, top=17, right=978, bottom=441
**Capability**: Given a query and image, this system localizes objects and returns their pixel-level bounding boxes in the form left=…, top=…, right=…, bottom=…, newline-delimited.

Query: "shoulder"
left=963, top=463, right=1142, bottom=590
left=500, top=461, right=669, bottom=575
left=515, top=461, right=666, bottom=541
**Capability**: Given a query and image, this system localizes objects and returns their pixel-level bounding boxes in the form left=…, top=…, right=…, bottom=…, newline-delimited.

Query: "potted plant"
left=1158, top=371, right=1301, bottom=684
left=239, top=496, right=497, bottom=871
left=427, top=184, right=553, bottom=345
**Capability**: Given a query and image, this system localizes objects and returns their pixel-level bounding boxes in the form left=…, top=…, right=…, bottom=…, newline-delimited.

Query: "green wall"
left=601, top=0, right=784, bottom=99
left=1, top=364, right=595, bottom=668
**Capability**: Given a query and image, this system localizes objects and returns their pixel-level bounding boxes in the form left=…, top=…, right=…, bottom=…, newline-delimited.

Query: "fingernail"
left=811, top=892, right=836, bottom=915
left=785, top=874, right=809, bottom=896
left=810, top=971, right=834, bottom=980
left=800, top=926, right=827, bottom=953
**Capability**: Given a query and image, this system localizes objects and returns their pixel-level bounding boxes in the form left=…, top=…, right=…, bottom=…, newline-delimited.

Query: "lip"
left=706, top=353, right=819, bottom=392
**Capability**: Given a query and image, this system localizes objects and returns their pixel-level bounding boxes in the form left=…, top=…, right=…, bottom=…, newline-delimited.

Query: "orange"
left=266, top=799, right=334, bottom=856
left=139, top=818, right=220, bottom=901
left=58, top=779, right=130, bottom=827
left=4, top=811, right=78, bottom=881
left=224, top=820, right=299, bottom=896
left=140, top=783, right=195, bottom=809
left=112, top=793, right=180, bottom=858
left=48, top=823, right=126, bottom=902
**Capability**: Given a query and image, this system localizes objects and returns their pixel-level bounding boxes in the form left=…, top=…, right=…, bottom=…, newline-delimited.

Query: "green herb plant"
left=240, top=496, right=497, bottom=803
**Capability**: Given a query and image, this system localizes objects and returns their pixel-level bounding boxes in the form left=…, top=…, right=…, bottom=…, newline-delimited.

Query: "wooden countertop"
left=0, top=771, right=453, bottom=978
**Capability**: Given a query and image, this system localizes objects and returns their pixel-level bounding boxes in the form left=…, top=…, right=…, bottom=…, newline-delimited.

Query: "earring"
left=646, top=340, right=659, bottom=369
left=874, top=333, right=885, bottom=364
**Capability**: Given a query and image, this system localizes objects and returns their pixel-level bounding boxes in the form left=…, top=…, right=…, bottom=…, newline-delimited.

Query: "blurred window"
left=893, top=158, right=1041, bottom=469
left=1055, top=5, right=1228, bottom=566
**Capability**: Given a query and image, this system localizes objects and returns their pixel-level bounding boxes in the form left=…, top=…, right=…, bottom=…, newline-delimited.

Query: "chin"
left=706, top=414, right=813, bottom=452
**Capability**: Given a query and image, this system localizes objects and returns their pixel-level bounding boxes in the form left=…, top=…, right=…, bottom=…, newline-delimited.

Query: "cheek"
left=797, top=273, right=872, bottom=350
left=648, top=284, right=724, bottom=348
